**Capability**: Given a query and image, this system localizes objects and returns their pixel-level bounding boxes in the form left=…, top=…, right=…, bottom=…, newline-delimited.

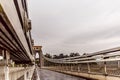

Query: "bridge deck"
left=38, top=69, right=86, bottom=80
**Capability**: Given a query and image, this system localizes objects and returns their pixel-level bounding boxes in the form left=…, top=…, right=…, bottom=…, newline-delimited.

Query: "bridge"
left=40, top=47, right=120, bottom=80
left=0, top=0, right=35, bottom=80
left=1, top=0, right=120, bottom=80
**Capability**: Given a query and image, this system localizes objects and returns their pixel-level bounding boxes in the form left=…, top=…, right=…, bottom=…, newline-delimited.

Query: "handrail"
left=43, top=47, right=120, bottom=64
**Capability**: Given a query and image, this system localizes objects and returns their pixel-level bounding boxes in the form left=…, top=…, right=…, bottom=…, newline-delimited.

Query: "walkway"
left=38, top=69, right=86, bottom=80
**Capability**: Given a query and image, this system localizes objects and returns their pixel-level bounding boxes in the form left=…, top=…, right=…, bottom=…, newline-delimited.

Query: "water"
left=38, top=69, right=86, bottom=80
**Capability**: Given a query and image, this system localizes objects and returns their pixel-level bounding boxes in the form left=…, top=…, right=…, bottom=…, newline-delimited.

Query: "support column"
left=3, top=50, right=10, bottom=80
left=39, top=50, right=44, bottom=68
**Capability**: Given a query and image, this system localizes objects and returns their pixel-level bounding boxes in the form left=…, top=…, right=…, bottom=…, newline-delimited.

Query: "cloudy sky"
left=28, top=0, right=120, bottom=55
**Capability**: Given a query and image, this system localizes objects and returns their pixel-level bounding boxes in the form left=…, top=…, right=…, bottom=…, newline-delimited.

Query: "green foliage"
left=44, top=52, right=80, bottom=59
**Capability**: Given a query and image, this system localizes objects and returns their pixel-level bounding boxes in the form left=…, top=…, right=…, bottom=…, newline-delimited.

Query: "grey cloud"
left=28, top=0, right=120, bottom=55
left=63, top=26, right=120, bottom=45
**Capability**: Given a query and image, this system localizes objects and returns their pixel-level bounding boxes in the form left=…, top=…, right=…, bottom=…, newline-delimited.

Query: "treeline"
left=44, top=52, right=80, bottom=59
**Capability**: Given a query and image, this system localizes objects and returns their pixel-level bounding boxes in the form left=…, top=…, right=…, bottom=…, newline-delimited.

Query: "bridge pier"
left=33, top=46, right=43, bottom=68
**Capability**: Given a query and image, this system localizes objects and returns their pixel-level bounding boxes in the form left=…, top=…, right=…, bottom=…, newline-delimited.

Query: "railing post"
left=4, top=65, right=9, bottom=80
left=3, top=50, right=10, bottom=80
left=56, top=64, right=58, bottom=70
left=60, top=64, right=61, bottom=71
left=54, top=64, right=56, bottom=70
left=63, top=64, right=65, bottom=71
left=24, top=72, right=27, bottom=80
left=58, top=64, right=60, bottom=70
left=24, top=71, right=30, bottom=80
left=65, top=64, right=67, bottom=71
left=87, top=63, right=90, bottom=73
left=79, top=64, right=81, bottom=72
left=78, top=64, right=80, bottom=72
left=104, top=62, right=107, bottom=75
left=61, top=64, right=63, bottom=71
left=71, top=64, right=73, bottom=71
left=118, top=61, right=120, bottom=68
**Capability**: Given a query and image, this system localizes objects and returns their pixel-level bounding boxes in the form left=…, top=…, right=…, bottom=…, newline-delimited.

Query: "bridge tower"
left=33, top=46, right=44, bottom=67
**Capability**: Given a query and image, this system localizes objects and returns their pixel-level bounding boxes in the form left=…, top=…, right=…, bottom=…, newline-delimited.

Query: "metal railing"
left=43, top=47, right=120, bottom=77
left=0, top=66, right=35, bottom=80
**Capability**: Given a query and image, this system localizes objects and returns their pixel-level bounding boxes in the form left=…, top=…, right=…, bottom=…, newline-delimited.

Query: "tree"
left=59, top=53, right=64, bottom=58
left=64, top=54, right=69, bottom=58
left=70, top=52, right=80, bottom=57
left=70, top=53, right=75, bottom=57
left=44, top=53, right=52, bottom=58
left=83, top=53, right=88, bottom=55
left=53, top=55, right=58, bottom=59
left=74, top=52, right=80, bottom=56
left=53, top=53, right=69, bottom=59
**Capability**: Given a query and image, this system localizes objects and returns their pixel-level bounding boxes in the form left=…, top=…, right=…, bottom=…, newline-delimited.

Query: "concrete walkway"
left=38, top=69, right=86, bottom=80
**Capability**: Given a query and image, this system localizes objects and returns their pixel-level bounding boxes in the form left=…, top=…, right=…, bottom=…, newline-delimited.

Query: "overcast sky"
left=28, top=0, right=120, bottom=55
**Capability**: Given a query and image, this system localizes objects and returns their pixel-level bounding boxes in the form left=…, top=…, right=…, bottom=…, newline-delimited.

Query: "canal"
left=38, top=69, right=87, bottom=80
